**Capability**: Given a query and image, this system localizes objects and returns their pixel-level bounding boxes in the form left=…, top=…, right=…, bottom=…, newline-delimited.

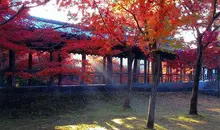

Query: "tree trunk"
left=189, top=44, right=203, bottom=115
left=147, top=44, right=161, bottom=129
left=123, top=50, right=134, bottom=109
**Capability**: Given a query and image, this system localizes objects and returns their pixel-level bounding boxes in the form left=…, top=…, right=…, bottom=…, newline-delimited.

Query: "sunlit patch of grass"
left=126, top=116, right=137, bottom=120
left=124, top=124, right=134, bottom=129
left=176, top=123, right=194, bottom=130
left=206, top=108, right=220, bottom=113
left=169, top=115, right=206, bottom=124
left=105, top=122, right=120, bottom=130
left=55, top=124, right=107, bottom=130
left=154, top=124, right=168, bottom=130
left=111, top=118, right=124, bottom=125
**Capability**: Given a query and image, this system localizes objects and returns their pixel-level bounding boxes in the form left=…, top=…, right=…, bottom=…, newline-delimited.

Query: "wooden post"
left=0, top=51, right=6, bottom=87
left=132, top=58, right=138, bottom=83
left=27, top=52, right=32, bottom=86
left=180, top=64, right=183, bottom=82
left=147, top=60, right=150, bottom=82
left=120, top=57, right=123, bottom=84
left=58, top=53, right=62, bottom=86
left=106, top=55, right=113, bottom=84
left=7, top=50, right=16, bottom=88
left=160, top=61, right=163, bottom=83
left=144, top=58, right=147, bottom=83
left=48, top=51, right=54, bottom=87
left=80, top=53, right=86, bottom=85
left=170, top=67, right=172, bottom=82
left=103, top=56, right=106, bottom=84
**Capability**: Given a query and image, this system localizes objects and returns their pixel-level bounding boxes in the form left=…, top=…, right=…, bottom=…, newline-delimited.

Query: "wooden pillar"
left=147, top=60, right=150, bottom=82
left=169, top=67, right=172, bottom=82
left=160, top=61, right=163, bottom=83
left=58, top=53, right=62, bottom=86
left=80, top=53, right=86, bottom=85
left=180, top=64, right=183, bottom=82
left=120, top=57, right=123, bottom=84
left=0, top=51, right=6, bottom=87
left=103, top=56, right=106, bottom=84
left=27, top=52, right=32, bottom=86
left=132, top=58, right=138, bottom=83
left=106, top=55, right=112, bottom=84
left=190, top=67, right=193, bottom=81
left=144, top=58, right=147, bottom=83
left=48, top=51, right=54, bottom=87
left=7, top=50, right=16, bottom=88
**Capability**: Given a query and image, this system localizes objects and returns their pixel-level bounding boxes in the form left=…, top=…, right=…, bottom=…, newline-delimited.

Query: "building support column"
left=106, top=55, right=113, bottom=84
left=58, top=53, right=62, bottom=86
left=28, top=52, right=32, bottom=86
left=80, top=53, right=86, bottom=85
left=144, top=58, right=147, bottom=83
left=7, top=50, right=16, bottom=88
left=48, top=51, right=54, bottom=87
left=132, top=58, right=138, bottom=83
left=147, top=60, right=150, bottom=82
left=120, top=57, right=123, bottom=84
left=103, top=56, right=106, bottom=84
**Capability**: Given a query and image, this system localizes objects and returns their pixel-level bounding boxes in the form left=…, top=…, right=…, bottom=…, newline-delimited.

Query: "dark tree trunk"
left=123, top=50, right=134, bottom=109
left=7, top=50, right=15, bottom=88
left=189, top=43, right=203, bottom=115
left=147, top=43, right=161, bottom=129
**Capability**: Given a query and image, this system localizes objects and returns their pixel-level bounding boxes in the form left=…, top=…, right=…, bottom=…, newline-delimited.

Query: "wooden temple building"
left=0, top=17, right=218, bottom=88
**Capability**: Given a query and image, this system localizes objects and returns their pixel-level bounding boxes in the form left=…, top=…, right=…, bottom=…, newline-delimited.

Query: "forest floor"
left=0, top=91, right=219, bottom=130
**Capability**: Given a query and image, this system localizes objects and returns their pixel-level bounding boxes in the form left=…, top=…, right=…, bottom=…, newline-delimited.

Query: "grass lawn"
left=0, top=91, right=219, bottom=130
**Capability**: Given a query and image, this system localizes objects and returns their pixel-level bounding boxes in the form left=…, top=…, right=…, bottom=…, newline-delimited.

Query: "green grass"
left=0, top=92, right=220, bottom=130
